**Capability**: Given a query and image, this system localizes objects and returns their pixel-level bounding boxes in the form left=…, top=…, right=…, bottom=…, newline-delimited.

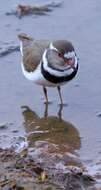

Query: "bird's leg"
left=43, top=86, right=48, bottom=104
left=44, top=103, right=48, bottom=117
left=58, top=104, right=63, bottom=121
left=57, top=86, right=63, bottom=105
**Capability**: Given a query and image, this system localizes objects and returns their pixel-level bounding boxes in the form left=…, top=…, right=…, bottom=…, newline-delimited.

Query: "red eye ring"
left=58, top=52, right=63, bottom=57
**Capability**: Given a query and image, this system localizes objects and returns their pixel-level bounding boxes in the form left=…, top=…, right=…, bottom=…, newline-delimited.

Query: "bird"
left=18, top=33, right=78, bottom=104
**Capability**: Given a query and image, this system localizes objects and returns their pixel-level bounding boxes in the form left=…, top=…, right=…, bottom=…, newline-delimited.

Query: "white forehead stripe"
left=50, top=43, right=76, bottom=60
left=49, top=42, right=58, bottom=51
left=64, top=51, right=75, bottom=59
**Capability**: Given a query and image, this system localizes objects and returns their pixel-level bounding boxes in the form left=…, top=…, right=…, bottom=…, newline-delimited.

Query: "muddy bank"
left=0, top=148, right=95, bottom=190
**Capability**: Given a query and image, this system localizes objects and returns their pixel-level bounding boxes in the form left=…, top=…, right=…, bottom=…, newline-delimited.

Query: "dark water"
left=0, top=0, right=101, bottom=187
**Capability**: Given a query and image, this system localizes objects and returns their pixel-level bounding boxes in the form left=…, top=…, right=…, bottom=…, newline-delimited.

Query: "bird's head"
left=49, top=40, right=78, bottom=69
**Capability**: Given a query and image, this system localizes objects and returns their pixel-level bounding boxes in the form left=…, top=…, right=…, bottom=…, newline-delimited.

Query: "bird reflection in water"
left=21, top=104, right=81, bottom=155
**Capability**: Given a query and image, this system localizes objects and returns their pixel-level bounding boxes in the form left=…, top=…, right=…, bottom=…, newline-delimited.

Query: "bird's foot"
left=58, top=102, right=68, bottom=107
left=41, top=97, right=53, bottom=105
left=43, top=100, right=53, bottom=105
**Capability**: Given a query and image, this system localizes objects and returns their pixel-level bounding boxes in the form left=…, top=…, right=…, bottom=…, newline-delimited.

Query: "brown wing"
left=23, top=40, right=50, bottom=72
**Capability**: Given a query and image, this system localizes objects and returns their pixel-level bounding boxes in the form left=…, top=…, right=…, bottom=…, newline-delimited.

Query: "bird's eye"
left=58, top=52, right=63, bottom=57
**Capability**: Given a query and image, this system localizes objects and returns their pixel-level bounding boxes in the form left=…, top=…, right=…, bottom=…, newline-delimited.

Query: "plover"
left=18, top=33, right=78, bottom=104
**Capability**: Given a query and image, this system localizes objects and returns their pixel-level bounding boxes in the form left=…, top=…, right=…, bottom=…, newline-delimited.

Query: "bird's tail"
left=18, top=33, right=33, bottom=41
left=18, top=33, right=33, bottom=48
left=18, top=33, right=34, bottom=55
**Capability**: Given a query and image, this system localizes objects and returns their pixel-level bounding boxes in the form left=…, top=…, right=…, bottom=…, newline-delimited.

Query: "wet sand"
left=0, top=0, right=101, bottom=189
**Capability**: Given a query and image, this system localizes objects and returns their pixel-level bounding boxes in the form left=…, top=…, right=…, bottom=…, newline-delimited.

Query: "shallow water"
left=0, top=0, right=101, bottom=187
